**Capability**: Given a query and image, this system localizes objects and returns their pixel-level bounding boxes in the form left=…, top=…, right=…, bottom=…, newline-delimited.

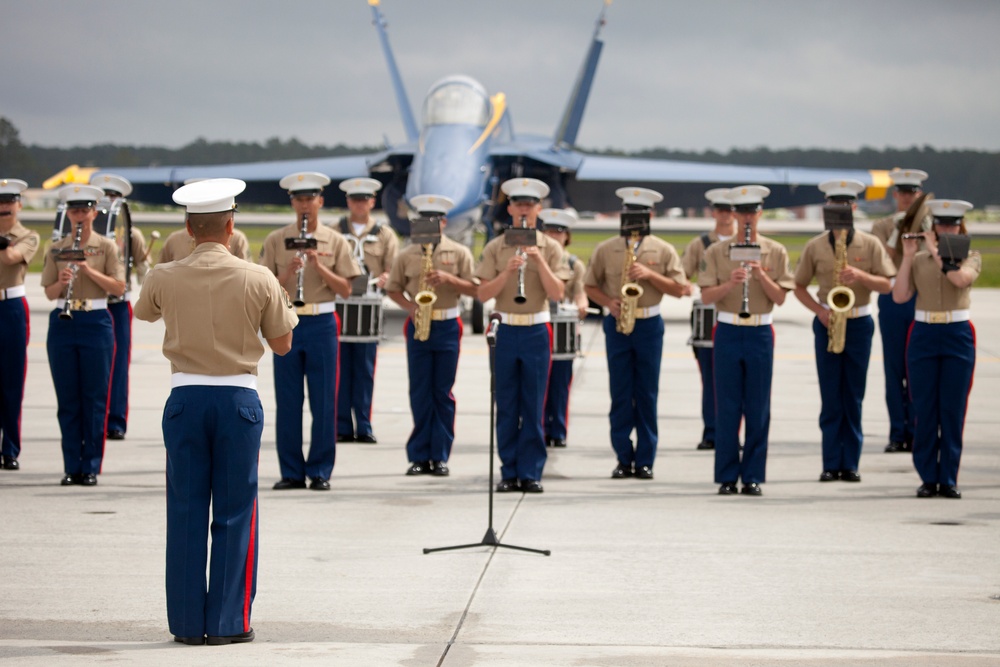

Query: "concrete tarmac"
left=1, top=281, right=998, bottom=666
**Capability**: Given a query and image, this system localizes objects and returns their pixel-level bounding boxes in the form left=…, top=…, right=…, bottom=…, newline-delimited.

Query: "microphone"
left=485, top=311, right=502, bottom=341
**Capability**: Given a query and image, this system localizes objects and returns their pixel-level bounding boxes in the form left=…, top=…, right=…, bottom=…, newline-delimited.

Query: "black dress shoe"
left=272, top=478, right=306, bottom=490
left=206, top=628, right=254, bottom=645
left=405, top=461, right=431, bottom=476
left=80, top=473, right=98, bottom=486
left=916, top=482, right=938, bottom=498
left=309, top=477, right=331, bottom=491
left=355, top=433, right=377, bottom=444
left=337, top=433, right=355, bottom=443
left=696, top=440, right=715, bottom=450
left=60, top=474, right=79, bottom=486
left=939, top=485, right=962, bottom=499
left=174, top=635, right=205, bottom=646
left=718, top=482, right=738, bottom=495
left=431, top=461, right=450, bottom=476
left=611, top=463, right=632, bottom=479
left=840, top=470, right=861, bottom=483
left=107, top=429, right=125, bottom=441
left=1, top=457, right=19, bottom=470
left=741, top=482, right=762, bottom=496
left=551, top=438, right=567, bottom=448
left=496, top=479, right=519, bottom=493
left=635, top=465, right=653, bottom=480
left=520, top=479, right=544, bottom=493
left=545, top=436, right=554, bottom=448
left=819, top=471, right=839, bottom=482
left=884, top=441, right=907, bottom=453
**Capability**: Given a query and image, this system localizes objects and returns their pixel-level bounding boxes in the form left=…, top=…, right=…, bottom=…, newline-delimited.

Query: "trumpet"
left=514, top=215, right=528, bottom=304
left=59, top=222, right=85, bottom=321
left=294, top=213, right=308, bottom=307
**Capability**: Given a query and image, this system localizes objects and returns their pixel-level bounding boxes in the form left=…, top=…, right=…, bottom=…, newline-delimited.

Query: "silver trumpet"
left=59, top=222, right=85, bottom=321
left=293, top=213, right=308, bottom=307
left=514, top=215, right=528, bottom=304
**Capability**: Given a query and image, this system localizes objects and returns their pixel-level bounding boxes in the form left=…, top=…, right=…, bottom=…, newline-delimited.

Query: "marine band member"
left=0, top=178, right=39, bottom=471
left=386, top=195, right=477, bottom=477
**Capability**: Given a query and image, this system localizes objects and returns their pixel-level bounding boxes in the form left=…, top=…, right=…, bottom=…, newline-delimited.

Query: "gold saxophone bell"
left=827, top=285, right=855, bottom=313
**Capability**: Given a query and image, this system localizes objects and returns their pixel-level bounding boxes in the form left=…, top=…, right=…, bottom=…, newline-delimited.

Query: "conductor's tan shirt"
left=699, top=235, right=794, bottom=315
left=40, top=234, right=124, bottom=299
left=134, top=243, right=298, bottom=376
left=584, top=234, right=686, bottom=308
left=259, top=223, right=360, bottom=303
left=385, top=236, right=475, bottom=310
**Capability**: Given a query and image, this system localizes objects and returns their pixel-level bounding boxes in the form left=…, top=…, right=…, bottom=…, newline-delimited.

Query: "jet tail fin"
left=553, top=0, right=612, bottom=149
left=368, top=0, right=419, bottom=143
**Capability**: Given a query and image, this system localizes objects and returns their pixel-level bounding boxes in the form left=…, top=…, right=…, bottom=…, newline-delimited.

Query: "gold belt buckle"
left=508, top=313, right=532, bottom=326
left=294, top=304, right=317, bottom=316
left=431, top=310, right=447, bottom=321
left=70, top=299, right=90, bottom=312
left=737, top=314, right=759, bottom=326
left=928, top=311, right=948, bottom=324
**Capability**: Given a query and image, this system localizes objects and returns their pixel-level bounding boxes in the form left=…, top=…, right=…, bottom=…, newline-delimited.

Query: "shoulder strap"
left=338, top=216, right=349, bottom=234
left=700, top=233, right=712, bottom=249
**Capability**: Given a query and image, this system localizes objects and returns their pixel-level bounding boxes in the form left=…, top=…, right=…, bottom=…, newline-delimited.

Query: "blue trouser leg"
left=632, top=316, right=663, bottom=468
left=302, top=316, right=338, bottom=480
left=545, top=360, right=573, bottom=441
left=604, top=315, right=636, bottom=466
left=107, top=300, right=132, bottom=433
left=814, top=316, right=874, bottom=472
left=494, top=323, right=550, bottom=482
left=878, top=292, right=915, bottom=443
left=47, top=310, right=114, bottom=475
left=714, top=323, right=774, bottom=485
left=163, top=386, right=262, bottom=639
left=337, top=342, right=377, bottom=437
left=405, top=317, right=462, bottom=463
left=336, top=342, right=355, bottom=436
left=273, top=336, right=306, bottom=481
left=0, top=298, right=29, bottom=460
left=694, top=345, right=715, bottom=443
left=907, top=321, right=975, bottom=487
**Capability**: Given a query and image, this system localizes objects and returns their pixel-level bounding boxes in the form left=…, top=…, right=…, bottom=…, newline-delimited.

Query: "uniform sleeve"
left=794, top=241, right=816, bottom=286
left=569, top=259, right=586, bottom=298
left=259, top=232, right=278, bottom=274
left=681, top=237, right=700, bottom=279
left=384, top=252, right=407, bottom=293
left=870, top=238, right=896, bottom=278
left=772, top=245, right=796, bottom=291
left=661, top=244, right=686, bottom=284
left=258, top=272, right=299, bottom=339
left=133, top=268, right=161, bottom=322
left=334, top=236, right=362, bottom=279
left=130, top=229, right=147, bottom=261
left=380, top=228, right=399, bottom=271
left=698, top=245, right=720, bottom=288
left=961, top=251, right=982, bottom=283
left=550, top=242, right=571, bottom=279
left=474, top=240, right=499, bottom=281
left=456, top=246, right=475, bottom=281
left=40, top=243, right=57, bottom=287
left=105, top=240, right=125, bottom=281
left=15, top=231, right=40, bottom=265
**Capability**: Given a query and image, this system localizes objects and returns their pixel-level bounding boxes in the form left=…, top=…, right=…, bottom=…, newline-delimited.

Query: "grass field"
left=21, top=222, right=1000, bottom=287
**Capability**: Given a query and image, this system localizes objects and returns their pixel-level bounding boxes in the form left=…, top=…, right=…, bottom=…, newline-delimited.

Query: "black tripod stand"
left=424, top=315, right=550, bottom=556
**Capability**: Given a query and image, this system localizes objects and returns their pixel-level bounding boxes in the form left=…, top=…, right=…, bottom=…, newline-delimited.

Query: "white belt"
left=431, top=306, right=461, bottom=321
left=56, top=298, right=108, bottom=311
left=914, top=309, right=970, bottom=324
left=634, top=305, right=661, bottom=319
left=171, top=373, right=258, bottom=390
left=0, top=285, right=26, bottom=300
left=494, top=310, right=551, bottom=326
left=822, top=303, right=873, bottom=318
left=294, top=301, right=337, bottom=316
left=717, top=311, right=773, bottom=326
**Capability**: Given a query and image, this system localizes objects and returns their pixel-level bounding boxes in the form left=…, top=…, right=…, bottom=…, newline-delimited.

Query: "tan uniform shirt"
left=561, top=253, right=586, bottom=304
left=794, top=230, right=896, bottom=307
left=681, top=230, right=725, bottom=279
left=908, top=250, right=981, bottom=312
left=134, top=243, right=298, bottom=376
left=0, top=222, right=40, bottom=289
left=476, top=230, right=567, bottom=313
left=385, top=236, right=474, bottom=310
left=333, top=218, right=399, bottom=278
left=584, top=234, right=686, bottom=308
left=158, top=228, right=252, bottom=263
left=699, top=235, right=795, bottom=315
left=40, top=234, right=124, bottom=299
left=259, top=223, right=360, bottom=303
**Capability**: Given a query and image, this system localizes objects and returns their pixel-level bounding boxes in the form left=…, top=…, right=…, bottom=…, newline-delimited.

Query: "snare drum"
left=335, top=295, right=384, bottom=343
left=689, top=299, right=716, bottom=348
left=551, top=307, right=580, bottom=360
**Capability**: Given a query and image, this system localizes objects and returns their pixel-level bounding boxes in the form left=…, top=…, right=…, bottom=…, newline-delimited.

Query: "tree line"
left=2, top=116, right=997, bottom=206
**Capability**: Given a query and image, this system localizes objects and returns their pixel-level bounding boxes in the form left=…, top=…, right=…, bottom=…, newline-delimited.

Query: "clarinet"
left=293, top=213, right=308, bottom=307
left=514, top=215, right=528, bottom=304
left=59, top=222, right=85, bottom=321
left=738, top=219, right=752, bottom=319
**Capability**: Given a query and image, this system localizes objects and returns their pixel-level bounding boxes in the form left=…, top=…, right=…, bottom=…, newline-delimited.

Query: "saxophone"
left=826, top=229, right=855, bottom=354
left=412, top=243, right=437, bottom=342
left=616, top=231, right=644, bottom=335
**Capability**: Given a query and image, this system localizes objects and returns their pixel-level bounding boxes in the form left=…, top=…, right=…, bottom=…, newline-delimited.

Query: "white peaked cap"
left=172, top=178, right=246, bottom=214
left=410, top=194, right=455, bottom=215
left=704, top=188, right=733, bottom=206
left=90, top=173, right=133, bottom=197
left=539, top=208, right=578, bottom=228
left=280, top=171, right=331, bottom=193
left=339, top=177, right=382, bottom=196
left=0, top=178, right=28, bottom=196
left=928, top=199, right=973, bottom=220
left=730, top=185, right=771, bottom=206
left=501, top=178, right=550, bottom=201
left=819, top=179, right=866, bottom=200
left=615, top=186, right=663, bottom=208
left=58, top=184, right=104, bottom=206
left=889, top=168, right=928, bottom=188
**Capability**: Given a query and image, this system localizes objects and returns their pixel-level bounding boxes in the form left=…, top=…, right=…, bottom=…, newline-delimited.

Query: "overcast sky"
left=4, top=0, right=999, bottom=153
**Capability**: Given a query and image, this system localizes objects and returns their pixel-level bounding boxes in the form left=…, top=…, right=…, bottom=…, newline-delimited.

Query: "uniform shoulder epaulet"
left=700, top=233, right=712, bottom=249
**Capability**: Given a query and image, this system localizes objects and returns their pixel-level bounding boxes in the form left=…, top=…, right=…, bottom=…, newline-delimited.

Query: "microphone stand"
left=423, top=319, right=550, bottom=556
